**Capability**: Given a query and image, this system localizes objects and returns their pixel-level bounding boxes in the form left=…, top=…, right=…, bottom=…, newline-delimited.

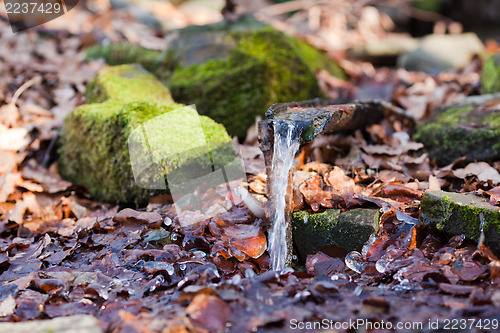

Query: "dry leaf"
left=453, top=162, right=500, bottom=184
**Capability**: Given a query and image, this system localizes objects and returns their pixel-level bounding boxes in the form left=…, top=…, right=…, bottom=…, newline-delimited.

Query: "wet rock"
left=58, top=64, right=232, bottom=206
left=87, top=17, right=345, bottom=138
left=398, top=33, right=484, bottom=74
left=0, top=314, right=102, bottom=333
left=292, top=208, right=380, bottom=262
left=420, top=190, right=500, bottom=249
left=482, top=54, right=500, bottom=94
left=414, top=95, right=500, bottom=166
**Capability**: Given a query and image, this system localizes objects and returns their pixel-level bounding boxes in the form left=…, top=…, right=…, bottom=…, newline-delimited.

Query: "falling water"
left=477, top=212, right=485, bottom=248
left=268, top=120, right=302, bottom=271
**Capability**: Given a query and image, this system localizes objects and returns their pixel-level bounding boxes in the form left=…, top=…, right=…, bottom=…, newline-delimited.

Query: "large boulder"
left=414, top=95, right=500, bottom=166
left=58, top=64, right=232, bottom=206
left=420, top=190, right=500, bottom=249
left=86, top=17, right=345, bottom=138
left=292, top=208, right=380, bottom=262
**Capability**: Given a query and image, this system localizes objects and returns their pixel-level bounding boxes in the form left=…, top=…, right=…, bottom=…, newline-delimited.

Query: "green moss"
left=412, top=0, right=443, bottom=12
left=415, top=103, right=500, bottom=166
left=434, top=106, right=473, bottom=127
left=482, top=55, right=500, bottom=94
left=286, top=35, right=345, bottom=80
left=292, top=208, right=379, bottom=262
left=169, top=27, right=333, bottom=137
left=420, top=190, right=500, bottom=249
left=85, top=43, right=177, bottom=82
left=420, top=193, right=453, bottom=230
left=85, top=65, right=175, bottom=105
left=84, top=20, right=345, bottom=138
left=58, top=65, right=232, bottom=206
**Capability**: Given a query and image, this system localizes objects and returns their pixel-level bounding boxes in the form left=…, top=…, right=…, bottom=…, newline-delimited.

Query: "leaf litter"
left=1, top=1, right=500, bottom=332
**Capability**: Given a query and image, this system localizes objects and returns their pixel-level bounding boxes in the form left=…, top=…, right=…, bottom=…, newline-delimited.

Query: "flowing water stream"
left=268, top=120, right=302, bottom=271
left=260, top=100, right=392, bottom=271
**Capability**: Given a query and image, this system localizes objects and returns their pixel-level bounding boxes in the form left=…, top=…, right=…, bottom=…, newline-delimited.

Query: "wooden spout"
left=257, top=98, right=406, bottom=267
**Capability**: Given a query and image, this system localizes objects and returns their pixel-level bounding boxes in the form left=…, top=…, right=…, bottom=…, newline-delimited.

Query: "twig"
left=10, top=76, right=42, bottom=107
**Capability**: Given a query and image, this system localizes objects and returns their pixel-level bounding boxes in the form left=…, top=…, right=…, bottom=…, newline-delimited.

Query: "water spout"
left=258, top=98, right=402, bottom=271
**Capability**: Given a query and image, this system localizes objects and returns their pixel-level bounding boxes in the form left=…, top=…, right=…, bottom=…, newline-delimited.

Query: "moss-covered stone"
left=414, top=100, right=500, bottom=166
left=168, top=26, right=345, bottom=138
left=58, top=64, right=232, bottom=206
left=85, top=18, right=345, bottom=138
left=482, top=54, right=500, bottom=94
left=420, top=190, right=500, bottom=249
left=85, top=43, right=176, bottom=82
left=292, top=208, right=380, bottom=262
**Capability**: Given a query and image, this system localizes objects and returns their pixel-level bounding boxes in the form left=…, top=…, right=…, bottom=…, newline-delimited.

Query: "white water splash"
left=478, top=212, right=485, bottom=248
left=268, top=121, right=301, bottom=271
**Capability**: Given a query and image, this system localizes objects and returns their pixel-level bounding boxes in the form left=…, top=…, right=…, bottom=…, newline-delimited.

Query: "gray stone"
left=349, top=35, right=418, bottom=66
left=414, top=95, right=500, bottom=166
left=0, top=315, right=102, bottom=333
left=292, top=208, right=380, bottom=262
left=420, top=190, right=500, bottom=249
left=398, top=33, right=484, bottom=74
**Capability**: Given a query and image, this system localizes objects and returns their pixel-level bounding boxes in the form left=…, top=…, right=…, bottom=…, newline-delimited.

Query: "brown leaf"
left=396, top=94, right=429, bottom=119
left=485, top=186, right=500, bottom=205
left=361, top=141, right=424, bottom=156
left=113, top=208, right=162, bottom=228
left=22, top=160, right=72, bottom=194
left=209, top=218, right=266, bottom=261
left=186, top=294, right=232, bottom=332
left=439, top=283, right=476, bottom=295
left=455, top=259, right=488, bottom=282
left=429, top=175, right=441, bottom=190
left=453, top=162, right=500, bottom=184
left=376, top=182, right=422, bottom=201
left=306, top=252, right=344, bottom=276
left=325, top=166, right=358, bottom=193
left=299, top=175, right=343, bottom=211
left=7, top=192, right=40, bottom=224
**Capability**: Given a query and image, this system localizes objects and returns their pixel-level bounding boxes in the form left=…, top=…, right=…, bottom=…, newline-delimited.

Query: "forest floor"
left=1, top=1, right=500, bottom=332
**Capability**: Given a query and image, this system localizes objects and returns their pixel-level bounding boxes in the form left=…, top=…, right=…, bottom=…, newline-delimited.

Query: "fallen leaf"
left=113, top=208, right=162, bottom=228
left=22, top=160, right=72, bottom=193
left=429, top=175, right=441, bottom=190
left=0, top=295, right=16, bottom=317
left=186, top=294, right=232, bottom=332
left=485, top=186, right=500, bottom=205
left=7, top=192, right=40, bottom=224
left=0, top=126, right=30, bottom=151
left=325, top=166, right=359, bottom=193
left=453, top=162, right=500, bottom=184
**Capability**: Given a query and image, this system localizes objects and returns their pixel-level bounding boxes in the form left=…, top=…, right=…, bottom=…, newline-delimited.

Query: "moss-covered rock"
left=86, top=17, right=345, bottom=138
left=292, top=208, right=380, bottom=262
left=85, top=43, right=176, bottom=82
left=482, top=54, right=500, bottom=94
left=414, top=99, right=500, bottom=166
left=168, top=26, right=344, bottom=138
left=420, top=190, right=500, bottom=249
left=58, top=64, right=232, bottom=206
